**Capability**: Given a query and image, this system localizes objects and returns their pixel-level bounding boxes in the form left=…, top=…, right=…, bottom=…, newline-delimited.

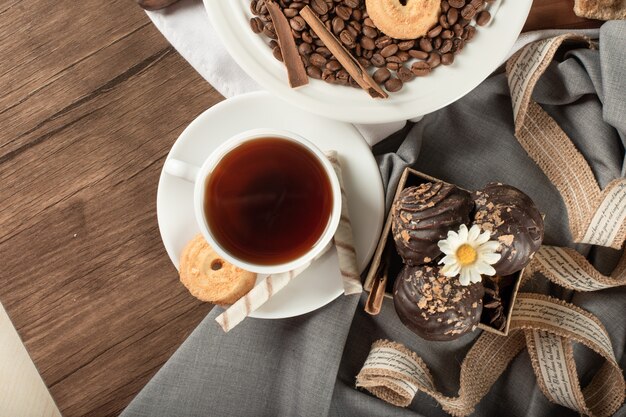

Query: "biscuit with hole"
left=179, top=234, right=256, bottom=305
left=366, top=0, right=441, bottom=40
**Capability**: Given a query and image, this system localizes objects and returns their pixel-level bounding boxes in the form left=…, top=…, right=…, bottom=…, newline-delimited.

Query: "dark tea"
left=205, top=137, right=333, bottom=265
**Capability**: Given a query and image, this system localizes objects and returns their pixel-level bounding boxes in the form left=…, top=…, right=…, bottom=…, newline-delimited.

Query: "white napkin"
left=146, top=1, right=599, bottom=146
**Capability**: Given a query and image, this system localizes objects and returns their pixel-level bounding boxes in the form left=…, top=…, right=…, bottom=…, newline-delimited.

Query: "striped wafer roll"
left=215, top=254, right=324, bottom=332
left=327, top=151, right=363, bottom=295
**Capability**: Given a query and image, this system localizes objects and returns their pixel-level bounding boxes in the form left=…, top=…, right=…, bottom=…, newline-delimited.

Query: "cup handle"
left=164, top=158, right=201, bottom=183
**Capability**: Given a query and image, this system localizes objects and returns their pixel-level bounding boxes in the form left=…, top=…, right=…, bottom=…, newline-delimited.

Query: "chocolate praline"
left=473, top=183, right=544, bottom=276
left=391, top=182, right=473, bottom=266
left=393, top=264, right=484, bottom=341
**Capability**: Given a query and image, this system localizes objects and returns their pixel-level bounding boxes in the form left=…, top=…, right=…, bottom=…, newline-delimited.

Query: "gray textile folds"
left=122, top=22, right=626, bottom=417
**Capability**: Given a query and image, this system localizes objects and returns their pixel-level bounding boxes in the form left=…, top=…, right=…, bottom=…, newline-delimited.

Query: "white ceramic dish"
left=157, top=91, right=384, bottom=318
left=204, top=0, right=532, bottom=124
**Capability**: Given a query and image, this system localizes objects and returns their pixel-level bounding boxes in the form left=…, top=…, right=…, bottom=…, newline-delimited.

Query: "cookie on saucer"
left=179, top=234, right=256, bottom=305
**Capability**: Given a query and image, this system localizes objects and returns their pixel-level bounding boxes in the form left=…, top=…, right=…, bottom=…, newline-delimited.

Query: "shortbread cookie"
left=366, top=0, right=441, bottom=40
left=179, top=235, right=256, bottom=305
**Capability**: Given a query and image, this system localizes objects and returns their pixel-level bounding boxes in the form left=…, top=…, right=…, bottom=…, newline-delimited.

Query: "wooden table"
left=0, top=1, right=601, bottom=416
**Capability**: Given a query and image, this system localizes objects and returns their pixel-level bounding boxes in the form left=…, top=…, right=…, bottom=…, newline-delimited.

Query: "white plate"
left=203, top=0, right=532, bottom=124
left=157, top=91, right=384, bottom=318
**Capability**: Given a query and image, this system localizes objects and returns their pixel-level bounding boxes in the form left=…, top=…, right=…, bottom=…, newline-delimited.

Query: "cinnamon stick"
left=266, top=1, right=309, bottom=88
left=299, top=6, right=388, bottom=99
left=364, top=241, right=391, bottom=315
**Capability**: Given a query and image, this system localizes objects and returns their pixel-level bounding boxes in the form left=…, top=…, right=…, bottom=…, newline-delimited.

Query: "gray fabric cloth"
left=122, top=21, right=626, bottom=417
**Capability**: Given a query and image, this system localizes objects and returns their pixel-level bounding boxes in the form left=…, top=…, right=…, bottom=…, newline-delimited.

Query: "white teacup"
left=164, top=128, right=342, bottom=275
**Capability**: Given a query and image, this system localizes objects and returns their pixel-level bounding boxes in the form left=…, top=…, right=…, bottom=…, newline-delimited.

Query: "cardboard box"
left=364, top=167, right=522, bottom=336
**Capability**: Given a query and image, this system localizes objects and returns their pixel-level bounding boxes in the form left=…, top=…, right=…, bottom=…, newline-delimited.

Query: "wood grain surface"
left=0, top=1, right=601, bottom=416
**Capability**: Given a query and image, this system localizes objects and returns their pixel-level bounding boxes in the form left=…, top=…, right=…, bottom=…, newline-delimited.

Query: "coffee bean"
left=439, top=15, right=450, bottom=29
left=476, top=10, right=491, bottom=26
left=427, top=25, right=442, bottom=38
left=302, top=30, right=313, bottom=43
left=453, top=23, right=464, bottom=37
left=336, top=69, right=350, bottom=85
left=306, top=65, right=322, bottom=79
left=441, top=0, right=450, bottom=12
left=398, top=40, right=415, bottom=50
left=386, top=55, right=402, bottom=64
left=298, top=42, right=313, bottom=55
left=441, top=29, right=454, bottom=39
left=375, top=35, right=393, bottom=49
left=470, top=0, right=484, bottom=10
left=290, top=16, right=306, bottom=31
left=386, top=62, right=400, bottom=71
left=433, top=37, right=442, bottom=49
left=339, top=29, right=355, bottom=47
left=441, top=52, right=455, bottom=65
left=272, top=46, right=283, bottom=61
left=363, top=17, right=375, bottom=27
left=332, top=16, right=345, bottom=34
left=357, top=57, right=371, bottom=68
left=346, top=25, right=358, bottom=39
left=384, top=77, right=403, bottom=92
left=311, top=0, right=329, bottom=15
left=263, top=23, right=277, bottom=39
left=284, top=8, right=298, bottom=17
left=250, top=17, right=264, bottom=34
left=371, top=53, right=386, bottom=67
left=411, top=61, right=431, bottom=76
left=447, top=7, right=458, bottom=25
left=360, top=36, right=375, bottom=50
left=344, top=0, right=360, bottom=8
left=349, top=20, right=362, bottom=33
left=363, top=49, right=374, bottom=59
left=309, top=53, right=327, bottom=68
left=326, top=60, right=342, bottom=71
left=427, top=52, right=441, bottom=68
left=380, top=44, right=399, bottom=57
left=449, top=0, right=465, bottom=8
left=363, top=25, right=377, bottom=38
left=439, top=39, right=453, bottom=53
left=269, top=40, right=278, bottom=49
left=419, top=37, right=433, bottom=52
left=461, top=4, right=477, bottom=20
left=291, top=28, right=302, bottom=39
left=317, top=47, right=332, bottom=58
left=352, top=8, right=362, bottom=21
left=452, top=38, right=465, bottom=53
left=464, top=25, right=476, bottom=40
left=373, top=67, right=391, bottom=84
left=397, top=66, right=414, bottom=82
left=409, top=50, right=429, bottom=59
left=335, top=5, right=352, bottom=20
left=397, top=51, right=410, bottom=62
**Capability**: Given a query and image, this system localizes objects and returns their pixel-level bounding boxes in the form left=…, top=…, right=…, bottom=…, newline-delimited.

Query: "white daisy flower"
left=437, top=224, right=501, bottom=286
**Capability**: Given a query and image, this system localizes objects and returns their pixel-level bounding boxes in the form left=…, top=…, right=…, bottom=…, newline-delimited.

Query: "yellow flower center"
left=456, top=244, right=477, bottom=266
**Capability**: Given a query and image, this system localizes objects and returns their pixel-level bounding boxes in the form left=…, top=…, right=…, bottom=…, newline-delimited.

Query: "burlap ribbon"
left=357, top=35, right=626, bottom=416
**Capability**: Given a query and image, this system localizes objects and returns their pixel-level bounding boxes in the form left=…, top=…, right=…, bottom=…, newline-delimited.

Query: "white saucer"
left=156, top=91, right=384, bottom=318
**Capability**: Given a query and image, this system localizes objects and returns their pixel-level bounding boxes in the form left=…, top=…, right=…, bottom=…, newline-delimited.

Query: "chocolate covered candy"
left=473, top=183, right=544, bottom=276
left=391, top=182, right=473, bottom=266
left=393, top=265, right=484, bottom=341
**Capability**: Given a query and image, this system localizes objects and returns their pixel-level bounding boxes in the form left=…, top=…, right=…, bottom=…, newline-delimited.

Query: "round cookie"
left=393, top=264, right=484, bottom=341
left=366, top=0, right=441, bottom=40
left=179, top=235, right=256, bottom=305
